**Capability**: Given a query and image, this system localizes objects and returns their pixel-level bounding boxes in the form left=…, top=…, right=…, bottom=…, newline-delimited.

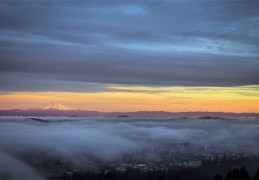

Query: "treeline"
left=214, top=166, right=257, bottom=180
left=55, top=156, right=259, bottom=180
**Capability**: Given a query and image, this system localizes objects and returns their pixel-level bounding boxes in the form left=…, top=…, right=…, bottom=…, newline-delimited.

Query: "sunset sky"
left=0, top=1, right=259, bottom=112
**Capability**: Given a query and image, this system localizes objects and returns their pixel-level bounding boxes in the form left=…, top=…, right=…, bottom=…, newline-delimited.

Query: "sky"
left=0, top=0, right=259, bottom=112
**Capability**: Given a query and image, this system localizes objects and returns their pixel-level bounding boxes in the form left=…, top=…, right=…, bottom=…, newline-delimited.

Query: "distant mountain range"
left=0, top=102, right=258, bottom=118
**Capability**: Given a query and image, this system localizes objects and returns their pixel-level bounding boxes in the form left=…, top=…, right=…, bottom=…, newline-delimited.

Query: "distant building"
left=187, top=160, right=201, bottom=167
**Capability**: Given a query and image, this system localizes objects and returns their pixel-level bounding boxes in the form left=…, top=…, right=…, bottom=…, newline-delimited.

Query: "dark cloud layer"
left=0, top=1, right=259, bottom=91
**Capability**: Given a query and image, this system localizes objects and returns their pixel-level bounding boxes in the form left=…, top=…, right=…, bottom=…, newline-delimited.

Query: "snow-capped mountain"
left=41, top=101, right=75, bottom=111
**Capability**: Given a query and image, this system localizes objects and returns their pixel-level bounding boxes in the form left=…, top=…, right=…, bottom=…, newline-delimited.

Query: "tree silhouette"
left=213, top=173, right=223, bottom=180
left=225, top=169, right=233, bottom=179
left=239, top=166, right=250, bottom=179
left=254, top=162, right=259, bottom=180
left=225, top=166, right=250, bottom=180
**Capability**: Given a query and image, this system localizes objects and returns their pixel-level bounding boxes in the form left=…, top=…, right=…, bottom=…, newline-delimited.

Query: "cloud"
left=0, top=117, right=259, bottom=158
left=0, top=1, right=259, bottom=92
left=1, top=117, right=259, bottom=177
left=0, top=151, right=44, bottom=179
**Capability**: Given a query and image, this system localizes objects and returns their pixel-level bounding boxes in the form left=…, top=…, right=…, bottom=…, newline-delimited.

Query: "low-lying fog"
left=0, top=116, right=259, bottom=179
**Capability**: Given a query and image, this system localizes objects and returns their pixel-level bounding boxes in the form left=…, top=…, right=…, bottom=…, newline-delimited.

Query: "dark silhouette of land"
left=0, top=108, right=259, bottom=119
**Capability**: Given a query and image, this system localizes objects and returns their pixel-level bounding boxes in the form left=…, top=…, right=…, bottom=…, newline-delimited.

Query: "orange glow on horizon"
left=0, top=85, right=259, bottom=113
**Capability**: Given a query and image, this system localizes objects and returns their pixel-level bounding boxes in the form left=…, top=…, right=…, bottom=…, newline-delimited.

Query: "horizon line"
left=0, top=108, right=259, bottom=114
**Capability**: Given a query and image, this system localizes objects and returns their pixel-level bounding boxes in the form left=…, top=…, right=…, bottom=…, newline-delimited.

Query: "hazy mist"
left=0, top=117, right=259, bottom=178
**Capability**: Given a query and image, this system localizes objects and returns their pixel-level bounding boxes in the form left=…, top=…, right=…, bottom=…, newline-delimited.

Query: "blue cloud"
left=0, top=0, right=259, bottom=92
